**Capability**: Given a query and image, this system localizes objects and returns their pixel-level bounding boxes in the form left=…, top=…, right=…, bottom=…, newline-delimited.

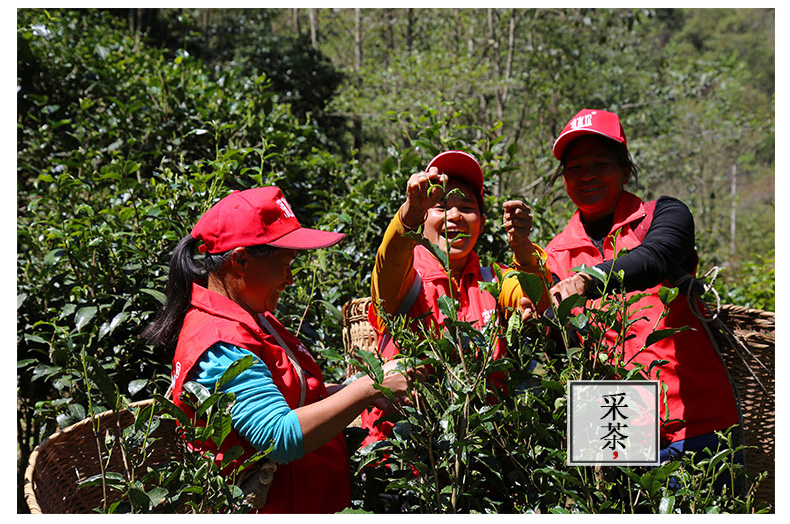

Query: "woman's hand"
left=503, top=200, right=536, bottom=264
left=503, top=200, right=533, bottom=246
left=372, top=359, right=426, bottom=413
left=519, top=296, right=537, bottom=323
left=549, top=272, right=594, bottom=308
left=399, top=167, right=448, bottom=230
left=296, top=359, right=426, bottom=454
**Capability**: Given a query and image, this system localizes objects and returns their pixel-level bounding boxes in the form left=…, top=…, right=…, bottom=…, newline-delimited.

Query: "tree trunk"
left=487, top=9, right=518, bottom=125
left=353, top=8, right=363, bottom=156
left=468, top=12, right=475, bottom=54
left=503, top=10, right=516, bottom=109
left=487, top=10, right=503, bottom=123
left=385, top=8, right=394, bottom=68
left=406, top=9, right=415, bottom=54
left=292, top=8, right=300, bottom=33
left=730, top=163, right=737, bottom=258
left=308, top=8, right=317, bottom=46
left=485, top=9, right=518, bottom=198
left=355, top=8, right=362, bottom=71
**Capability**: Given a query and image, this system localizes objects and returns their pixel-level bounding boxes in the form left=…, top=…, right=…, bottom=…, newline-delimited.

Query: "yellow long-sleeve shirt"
left=370, top=211, right=551, bottom=331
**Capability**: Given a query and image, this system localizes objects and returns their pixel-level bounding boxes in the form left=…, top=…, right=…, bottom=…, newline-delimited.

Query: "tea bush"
left=347, top=240, right=769, bottom=513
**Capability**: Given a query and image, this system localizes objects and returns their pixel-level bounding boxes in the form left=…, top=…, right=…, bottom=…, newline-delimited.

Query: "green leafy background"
left=16, top=8, right=774, bottom=513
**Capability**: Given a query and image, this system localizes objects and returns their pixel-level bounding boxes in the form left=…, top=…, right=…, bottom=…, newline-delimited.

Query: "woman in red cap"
left=360, top=150, right=552, bottom=446
left=544, top=109, right=739, bottom=466
left=143, top=187, right=420, bottom=513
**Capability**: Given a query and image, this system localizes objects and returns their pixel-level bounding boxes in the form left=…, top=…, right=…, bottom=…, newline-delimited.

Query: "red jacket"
left=360, top=246, right=506, bottom=446
left=545, top=192, right=738, bottom=444
left=172, top=283, right=350, bottom=513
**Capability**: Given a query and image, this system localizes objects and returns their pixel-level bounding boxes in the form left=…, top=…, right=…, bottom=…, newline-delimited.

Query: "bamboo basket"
left=706, top=303, right=775, bottom=507
left=341, top=297, right=378, bottom=378
left=24, top=399, right=185, bottom=514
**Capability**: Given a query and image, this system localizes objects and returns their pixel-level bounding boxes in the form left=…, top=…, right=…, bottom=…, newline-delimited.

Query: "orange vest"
left=545, top=192, right=738, bottom=444
left=172, top=283, right=350, bottom=513
left=361, top=247, right=506, bottom=446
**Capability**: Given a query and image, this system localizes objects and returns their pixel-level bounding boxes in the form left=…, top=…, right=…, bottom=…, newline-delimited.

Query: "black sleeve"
left=587, top=196, right=696, bottom=298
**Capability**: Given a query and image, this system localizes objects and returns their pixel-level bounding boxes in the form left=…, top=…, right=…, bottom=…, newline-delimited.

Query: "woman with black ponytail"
left=143, top=187, right=421, bottom=513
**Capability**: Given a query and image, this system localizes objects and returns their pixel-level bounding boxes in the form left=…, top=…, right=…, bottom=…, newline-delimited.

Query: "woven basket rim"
left=24, top=398, right=160, bottom=514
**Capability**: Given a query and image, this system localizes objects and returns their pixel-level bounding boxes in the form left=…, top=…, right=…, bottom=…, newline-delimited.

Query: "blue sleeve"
left=190, top=342, right=305, bottom=464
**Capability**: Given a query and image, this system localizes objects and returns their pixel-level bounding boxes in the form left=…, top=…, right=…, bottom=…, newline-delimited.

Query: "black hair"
left=141, top=235, right=280, bottom=351
left=549, top=136, right=640, bottom=186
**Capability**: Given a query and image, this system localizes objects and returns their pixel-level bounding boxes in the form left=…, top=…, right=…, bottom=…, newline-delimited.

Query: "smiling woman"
left=359, top=150, right=553, bottom=447
left=141, top=187, right=421, bottom=513
left=560, top=136, right=631, bottom=223
left=226, top=247, right=298, bottom=314
left=421, top=177, right=483, bottom=276
left=544, top=109, right=741, bottom=481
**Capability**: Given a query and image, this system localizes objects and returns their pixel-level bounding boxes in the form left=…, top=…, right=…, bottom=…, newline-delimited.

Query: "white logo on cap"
left=570, top=112, right=595, bottom=130
left=276, top=197, right=295, bottom=218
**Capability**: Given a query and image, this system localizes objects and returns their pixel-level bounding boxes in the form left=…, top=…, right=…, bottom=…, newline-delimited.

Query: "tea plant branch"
left=111, top=410, right=133, bottom=483
left=625, top=473, right=639, bottom=512
left=78, top=344, right=119, bottom=512
left=412, top=391, right=443, bottom=510
left=295, top=253, right=319, bottom=337
left=423, top=332, right=463, bottom=390
left=451, top=394, right=472, bottom=512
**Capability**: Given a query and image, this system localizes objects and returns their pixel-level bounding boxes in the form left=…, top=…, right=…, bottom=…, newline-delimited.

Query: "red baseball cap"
left=552, top=109, right=628, bottom=160
left=426, top=150, right=485, bottom=201
left=191, top=187, right=344, bottom=254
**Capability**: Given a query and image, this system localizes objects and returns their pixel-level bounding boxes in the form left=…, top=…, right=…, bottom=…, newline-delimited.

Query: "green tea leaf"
left=220, top=445, right=245, bottom=469
left=647, top=359, right=670, bottom=376
left=578, top=265, right=607, bottom=283
left=659, top=495, right=676, bottom=514
left=644, top=327, right=691, bottom=348
left=568, top=312, right=588, bottom=331
left=140, top=288, right=167, bottom=305
left=87, top=357, right=118, bottom=409
left=127, top=378, right=148, bottom=397
left=74, top=306, right=98, bottom=332
left=479, top=280, right=500, bottom=301
left=98, top=311, right=130, bottom=339
left=351, top=350, right=384, bottom=382
left=152, top=394, right=191, bottom=427
left=147, top=487, right=168, bottom=508
left=216, top=355, right=255, bottom=390
left=129, top=486, right=151, bottom=512
left=195, top=393, right=223, bottom=420
left=402, top=231, right=449, bottom=271
left=556, top=294, right=587, bottom=325
left=80, top=471, right=127, bottom=488
left=505, top=307, right=522, bottom=348
left=507, top=271, right=544, bottom=306
left=437, top=295, right=458, bottom=319
left=211, top=411, right=233, bottom=448
left=658, top=286, right=679, bottom=306
left=183, top=381, right=211, bottom=405
left=317, top=299, right=343, bottom=321
left=43, top=248, right=65, bottom=265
